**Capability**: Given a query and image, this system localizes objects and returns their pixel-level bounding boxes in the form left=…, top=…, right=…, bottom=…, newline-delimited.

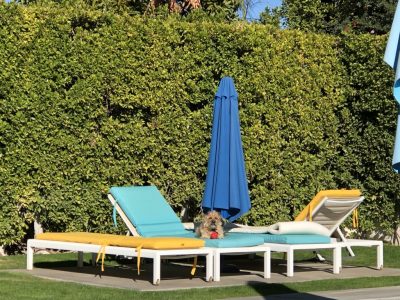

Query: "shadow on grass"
left=248, top=281, right=335, bottom=299
left=34, top=260, right=84, bottom=268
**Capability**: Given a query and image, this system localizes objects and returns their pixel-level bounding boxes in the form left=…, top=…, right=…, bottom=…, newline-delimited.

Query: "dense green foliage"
left=280, top=0, right=397, bottom=35
left=0, top=2, right=398, bottom=247
left=337, top=34, right=400, bottom=238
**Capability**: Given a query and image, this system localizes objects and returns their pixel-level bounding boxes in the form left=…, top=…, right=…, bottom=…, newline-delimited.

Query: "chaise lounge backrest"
left=295, top=189, right=364, bottom=236
left=109, top=186, right=192, bottom=237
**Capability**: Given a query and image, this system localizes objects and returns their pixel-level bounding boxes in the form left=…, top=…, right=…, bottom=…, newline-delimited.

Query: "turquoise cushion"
left=262, top=234, right=331, bottom=244
left=203, top=233, right=264, bottom=248
left=229, top=233, right=330, bottom=244
left=109, top=186, right=188, bottom=237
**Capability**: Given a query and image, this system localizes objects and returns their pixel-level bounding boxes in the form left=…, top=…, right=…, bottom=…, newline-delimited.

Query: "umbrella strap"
left=136, top=244, right=143, bottom=275
left=191, top=256, right=198, bottom=276
left=352, top=208, right=359, bottom=228
left=96, top=245, right=107, bottom=272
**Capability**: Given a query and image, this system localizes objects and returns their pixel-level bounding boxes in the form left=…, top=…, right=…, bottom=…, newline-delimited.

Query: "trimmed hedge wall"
left=337, top=34, right=400, bottom=238
left=0, top=2, right=398, bottom=246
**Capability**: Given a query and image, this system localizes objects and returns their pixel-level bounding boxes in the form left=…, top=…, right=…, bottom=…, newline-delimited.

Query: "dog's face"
left=203, top=210, right=224, bottom=231
left=196, top=210, right=225, bottom=239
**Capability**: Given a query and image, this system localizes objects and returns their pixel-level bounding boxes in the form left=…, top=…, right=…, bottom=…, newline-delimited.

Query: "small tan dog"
left=196, top=211, right=224, bottom=239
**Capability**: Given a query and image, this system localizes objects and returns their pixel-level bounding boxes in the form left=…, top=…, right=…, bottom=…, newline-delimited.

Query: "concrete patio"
left=14, top=256, right=400, bottom=292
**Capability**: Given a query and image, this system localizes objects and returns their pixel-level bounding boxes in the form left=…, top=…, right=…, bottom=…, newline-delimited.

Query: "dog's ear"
left=213, top=211, right=225, bottom=224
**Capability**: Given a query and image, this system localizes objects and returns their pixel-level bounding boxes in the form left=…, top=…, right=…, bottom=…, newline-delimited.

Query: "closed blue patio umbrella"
left=384, top=1, right=400, bottom=172
left=202, top=77, right=251, bottom=221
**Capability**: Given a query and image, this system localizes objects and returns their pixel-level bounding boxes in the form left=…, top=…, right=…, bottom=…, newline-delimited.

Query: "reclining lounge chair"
left=108, top=185, right=271, bottom=282
left=27, top=232, right=213, bottom=285
left=227, top=189, right=383, bottom=276
left=294, top=189, right=383, bottom=270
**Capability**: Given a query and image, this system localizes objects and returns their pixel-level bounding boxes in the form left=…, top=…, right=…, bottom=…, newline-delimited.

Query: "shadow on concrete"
left=33, top=256, right=210, bottom=283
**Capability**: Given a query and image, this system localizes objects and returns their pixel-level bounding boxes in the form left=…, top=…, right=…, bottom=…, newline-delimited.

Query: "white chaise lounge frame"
left=308, top=196, right=383, bottom=268
left=264, top=241, right=342, bottom=277
left=264, top=238, right=382, bottom=277
left=27, top=239, right=213, bottom=285
left=212, top=246, right=271, bottom=281
left=266, top=195, right=383, bottom=276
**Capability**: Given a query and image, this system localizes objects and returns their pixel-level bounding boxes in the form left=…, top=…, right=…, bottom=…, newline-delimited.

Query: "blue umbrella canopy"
left=384, top=1, right=400, bottom=172
left=202, top=77, right=251, bottom=221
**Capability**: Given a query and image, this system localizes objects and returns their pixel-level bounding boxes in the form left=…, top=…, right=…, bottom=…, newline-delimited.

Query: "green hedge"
left=0, top=2, right=398, bottom=247
left=337, top=34, right=400, bottom=237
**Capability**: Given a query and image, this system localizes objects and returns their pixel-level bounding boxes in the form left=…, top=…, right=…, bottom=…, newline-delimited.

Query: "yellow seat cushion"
left=36, top=232, right=204, bottom=275
left=295, top=190, right=362, bottom=221
left=36, top=232, right=205, bottom=249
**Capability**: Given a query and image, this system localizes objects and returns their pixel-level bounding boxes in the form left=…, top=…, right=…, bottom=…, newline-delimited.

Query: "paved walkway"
left=225, top=286, right=400, bottom=300
left=14, top=257, right=400, bottom=292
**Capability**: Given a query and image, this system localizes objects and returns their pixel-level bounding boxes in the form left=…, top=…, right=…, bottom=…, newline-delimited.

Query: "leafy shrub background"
left=0, top=2, right=398, bottom=247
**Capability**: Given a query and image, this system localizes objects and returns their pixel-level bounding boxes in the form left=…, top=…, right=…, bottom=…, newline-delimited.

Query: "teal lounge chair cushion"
left=110, top=186, right=188, bottom=237
left=262, top=233, right=331, bottom=244
left=230, top=233, right=330, bottom=244
left=203, top=233, right=264, bottom=248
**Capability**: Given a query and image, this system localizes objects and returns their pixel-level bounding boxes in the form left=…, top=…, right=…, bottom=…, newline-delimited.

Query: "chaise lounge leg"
left=377, top=242, right=384, bottom=270
left=153, top=254, right=161, bottom=285
left=333, top=246, right=341, bottom=274
left=213, top=251, right=221, bottom=282
left=77, top=251, right=83, bottom=267
left=205, top=252, right=213, bottom=282
left=27, top=241, right=34, bottom=270
left=287, top=248, right=294, bottom=277
left=264, top=249, right=271, bottom=279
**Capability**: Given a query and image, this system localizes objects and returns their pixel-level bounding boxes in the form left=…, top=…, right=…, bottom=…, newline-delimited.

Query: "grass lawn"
left=0, top=245, right=399, bottom=299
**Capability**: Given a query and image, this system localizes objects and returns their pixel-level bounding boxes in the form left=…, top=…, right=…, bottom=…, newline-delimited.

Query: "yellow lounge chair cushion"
left=295, top=189, right=362, bottom=222
left=36, top=232, right=205, bottom=249
left=36, top=232, right=204, bottom=275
